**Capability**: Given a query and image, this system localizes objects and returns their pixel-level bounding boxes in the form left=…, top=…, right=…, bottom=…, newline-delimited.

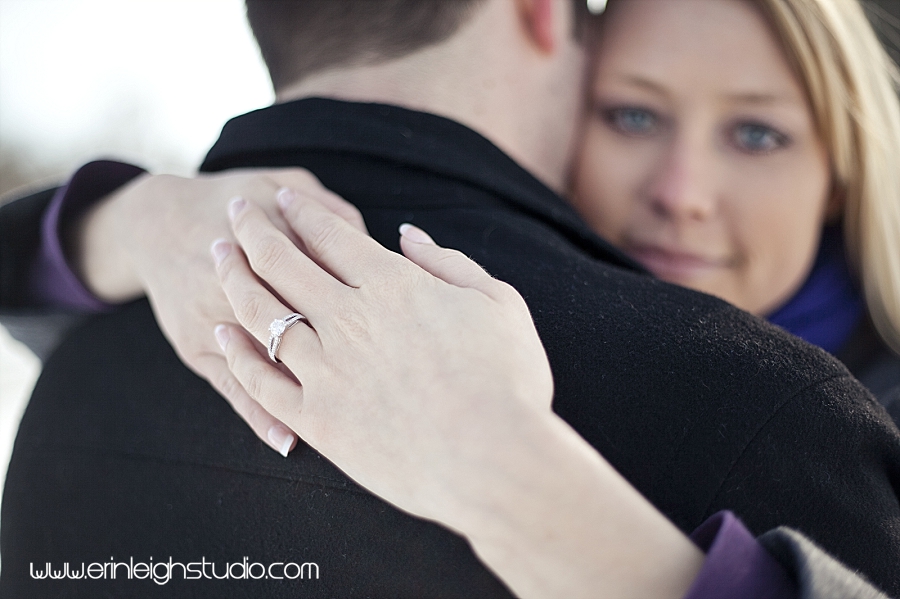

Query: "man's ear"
left=516, top=0, right=566, bottom=54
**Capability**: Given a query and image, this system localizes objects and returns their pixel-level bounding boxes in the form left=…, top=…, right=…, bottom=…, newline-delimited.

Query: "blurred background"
left=0, top=0, right=898, bottom=523
left=0, top=0, right=272, bottom=510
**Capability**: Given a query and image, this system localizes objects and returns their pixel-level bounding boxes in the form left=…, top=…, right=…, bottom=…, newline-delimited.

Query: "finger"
left=277, top=187, right=408, bottom=288
left=218, top=168, right=367, bottom=236
left=227, top=198, right=349, bottom=324
left=195, top=348, right=297, bottom=457
left=250, top=167, right=368, bottom=234
left=216, top=323, right=305, bottom=432
left=212, top=238, right=322, bottom=362
left=275, top=184, right=368, bottom=235
left=398, top=224, right=520, bottom=304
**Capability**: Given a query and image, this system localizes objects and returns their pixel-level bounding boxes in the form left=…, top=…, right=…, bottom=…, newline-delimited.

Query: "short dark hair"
left=245, top=0, right=488, bottom=90
left=245, top=0, right=591, bottom=91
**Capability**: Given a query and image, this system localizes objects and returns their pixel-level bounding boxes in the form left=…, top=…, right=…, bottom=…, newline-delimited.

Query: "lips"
left=626, top=243, right=727, bottom=282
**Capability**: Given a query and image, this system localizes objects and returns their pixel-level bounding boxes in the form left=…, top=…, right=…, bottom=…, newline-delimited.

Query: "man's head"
left=244, top=0, right=592, bottom=191
left=246, top=0, right=488, bottom=91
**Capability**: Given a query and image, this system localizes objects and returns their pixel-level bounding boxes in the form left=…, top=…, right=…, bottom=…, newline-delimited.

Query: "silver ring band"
left=268, top=313, right=308, bottom=363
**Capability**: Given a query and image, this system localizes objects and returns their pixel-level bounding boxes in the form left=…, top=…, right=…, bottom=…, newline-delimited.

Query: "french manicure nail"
left=210, top=238, right=231, bottom=265
left=214, top=324, right=230, bottom=351
left=268, top=425, right=296, bottom=457
left=228, top=196, right=246, bottom=221
left=399, top=223, right=436, bottom=245
left=276, top=187, right=296, bottom=209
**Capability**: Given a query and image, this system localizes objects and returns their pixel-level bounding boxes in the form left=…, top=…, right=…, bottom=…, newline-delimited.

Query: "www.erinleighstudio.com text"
left=30, top=557, right=319, bottom=585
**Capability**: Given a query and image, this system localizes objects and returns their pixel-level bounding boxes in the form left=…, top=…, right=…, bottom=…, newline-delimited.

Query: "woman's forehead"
left=591, top=0, right=805, bottom=102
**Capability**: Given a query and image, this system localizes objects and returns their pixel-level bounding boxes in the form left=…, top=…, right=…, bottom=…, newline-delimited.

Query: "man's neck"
left=275, top=1, right=585, bottom=194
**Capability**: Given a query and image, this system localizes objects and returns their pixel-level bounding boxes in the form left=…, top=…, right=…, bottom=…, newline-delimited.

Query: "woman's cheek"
left=721, top=156, right=830, bottom=316
left=571, top=125, right=649, bottom=242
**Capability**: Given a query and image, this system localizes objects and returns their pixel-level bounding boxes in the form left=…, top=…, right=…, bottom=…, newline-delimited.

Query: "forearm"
left=28, top=160, right=147, bottom=310
left=70, top=174, right=147, bottom=303
left=457, top=410, right=704, bottom=599
left=0, top=164, right=141, bottom=359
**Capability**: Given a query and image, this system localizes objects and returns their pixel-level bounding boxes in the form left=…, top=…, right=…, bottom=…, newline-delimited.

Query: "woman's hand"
left=73, top=168, right=366, bottom=456
left=212, top=190, right=704, bottom=599
left=212, top=189, right=555, bottom=523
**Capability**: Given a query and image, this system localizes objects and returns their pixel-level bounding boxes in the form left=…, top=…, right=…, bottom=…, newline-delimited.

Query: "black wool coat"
left=2, top=99, right=900, bottom=598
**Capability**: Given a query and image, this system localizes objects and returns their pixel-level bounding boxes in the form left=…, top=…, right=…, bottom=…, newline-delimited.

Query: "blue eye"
left=733, top=123, right=789, bottom=153
left=605, top=107, right=659, bottom=136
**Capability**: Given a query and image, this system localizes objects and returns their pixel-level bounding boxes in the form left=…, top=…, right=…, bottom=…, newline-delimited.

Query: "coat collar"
left=201, top=97, right=641, bottom=271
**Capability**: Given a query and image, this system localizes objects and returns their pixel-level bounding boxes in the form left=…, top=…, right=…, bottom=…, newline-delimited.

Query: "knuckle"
left=250, top=233, right=291, bottom=276
left=305, top=215, right=344, bottom=257
left=217, top=370, right=245, bottom=403
left=433, top=248, right=467, bottom=271
left=235, top=290, right=269, bottom=330
left=242, top=363, right=267, bottom=401
left=332, top=307, right=372, bottom=344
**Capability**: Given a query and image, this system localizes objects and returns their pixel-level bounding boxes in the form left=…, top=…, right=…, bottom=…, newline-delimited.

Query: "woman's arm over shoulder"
left=0, top=160, right=145, bottom=359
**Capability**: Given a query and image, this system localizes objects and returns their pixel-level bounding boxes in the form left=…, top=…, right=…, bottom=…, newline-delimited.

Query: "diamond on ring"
left=270, top=320, right=287, bottom=336
left=267, top=313, right=307, bottom=363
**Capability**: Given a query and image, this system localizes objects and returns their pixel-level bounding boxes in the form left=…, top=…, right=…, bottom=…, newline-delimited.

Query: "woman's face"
left=571, top=0, right=833, bottom=316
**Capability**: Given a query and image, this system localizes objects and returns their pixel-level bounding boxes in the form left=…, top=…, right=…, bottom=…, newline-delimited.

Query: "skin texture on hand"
left=213, top=191, right=704, bottom=599
left=71, top=169, right=367, bottom=456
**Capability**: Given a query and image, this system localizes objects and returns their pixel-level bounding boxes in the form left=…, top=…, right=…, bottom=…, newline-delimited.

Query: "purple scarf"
left=766, top=227, right=863, bottom=355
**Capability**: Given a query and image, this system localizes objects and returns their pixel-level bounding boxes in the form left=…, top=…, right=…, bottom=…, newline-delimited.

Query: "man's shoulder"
left=409, top=204, right=886, bottom=475
left=368, top=199, right=854, bottom=415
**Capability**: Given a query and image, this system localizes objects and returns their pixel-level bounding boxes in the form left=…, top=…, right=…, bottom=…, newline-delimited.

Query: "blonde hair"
left=753, top=0, right=900, bottom=353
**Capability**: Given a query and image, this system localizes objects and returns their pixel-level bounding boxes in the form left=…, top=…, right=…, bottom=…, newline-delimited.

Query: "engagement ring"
left=268, top=313, right=308, bottom=363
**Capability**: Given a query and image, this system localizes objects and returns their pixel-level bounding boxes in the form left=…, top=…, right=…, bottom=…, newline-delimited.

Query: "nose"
left=646, top=136, right=717, bottom=222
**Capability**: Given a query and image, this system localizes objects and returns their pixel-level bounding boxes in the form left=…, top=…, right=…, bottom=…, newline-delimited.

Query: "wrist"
left=458, top=412, right=704, bottom=599
left=69, top=175, right=148, bottom=302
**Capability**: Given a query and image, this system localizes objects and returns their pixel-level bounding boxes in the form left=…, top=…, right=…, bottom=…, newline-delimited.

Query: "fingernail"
left=210, top=238, right=231, bottom=265
left=268, top=425, right=296, bottom=457
left=399, top=223, right=436, bottom=245
left=276, top=187, right=296, bottom=209
left=214, top=324, right=230, bottom=351
left=228, top=196, right=246, bottom=221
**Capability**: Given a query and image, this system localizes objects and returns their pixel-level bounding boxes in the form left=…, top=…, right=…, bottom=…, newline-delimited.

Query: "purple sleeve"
left=29, top=160, right=146, bottom=311
left=683, top=511, right=798, bottom=599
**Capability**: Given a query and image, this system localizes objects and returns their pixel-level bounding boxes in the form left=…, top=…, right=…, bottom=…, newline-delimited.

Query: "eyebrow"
left=615, top=75, right=670, bottom=98
left=721, top=92, right=794, bottom=104
left=612, top=75, right=795, bottom=105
